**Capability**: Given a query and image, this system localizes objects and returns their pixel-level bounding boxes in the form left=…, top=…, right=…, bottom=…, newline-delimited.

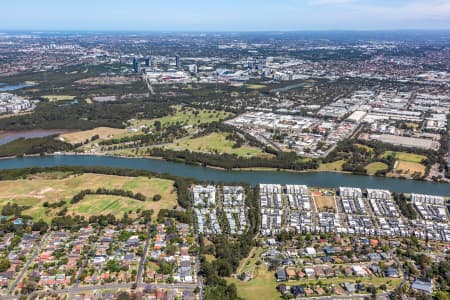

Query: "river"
left=0, top=82, right=37, bottom=92
left=0, top=155, right=448, bottom=195
left=0, top=130, right=72, bottom=145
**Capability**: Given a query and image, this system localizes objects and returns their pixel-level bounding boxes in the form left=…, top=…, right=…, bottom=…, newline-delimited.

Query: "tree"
left=117, top=292, right=131, bottom=300
left=154, top=121, right=162, bottom=131
left=166, top=244, right=177, bottom=256
left=106, top=260, right=121, bottom=273
left=0, top=258, right=10, bottom=272
left=159, top=261, right=173, bottom=275
left=32, top=219, right=49, bottom=234
left=435, top=292, right=450, bottom=300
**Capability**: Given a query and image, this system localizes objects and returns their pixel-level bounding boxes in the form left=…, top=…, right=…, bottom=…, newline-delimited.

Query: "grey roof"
left=411, top=279, right=433, bottom=294
left=276, top=269, right=287, bottom=281
left=343, top=282, right=356, bottom=293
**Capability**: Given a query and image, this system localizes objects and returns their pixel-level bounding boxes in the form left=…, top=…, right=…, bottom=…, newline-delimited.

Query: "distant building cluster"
left=226, top=112, right=358, bottom=157
left=0, top=93, right=37, bottom=114
left=319, top=90, right=375, bottom=120
left=316, top=89, right=450, bottom=151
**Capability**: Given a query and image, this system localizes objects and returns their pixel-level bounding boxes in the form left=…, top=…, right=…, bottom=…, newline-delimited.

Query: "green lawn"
left=43, top=95, right=76, bottom=102
left=165, top=132, right=271, bottom=158
left=0, top=173, right=176, bottom=222
left=104, top=106, right=234, bottom=142
left=69, top=195, right=151, bottom=216
left=228, top=266, right=281, bottom=300
left=365, top=162, right=389, bottom=175
left=237, top=247, right=265, bottom=274
left=244, top=84, right=267, bottom=90
left=381, top=151, right=426, bottom=163
left=133, top=106, right=233, bottom=129
left=319, top=160, right=345, bottom=172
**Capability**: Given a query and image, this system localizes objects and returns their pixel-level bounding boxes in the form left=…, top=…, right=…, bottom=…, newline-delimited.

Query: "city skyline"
left=1, top=0, right=450, bottom=31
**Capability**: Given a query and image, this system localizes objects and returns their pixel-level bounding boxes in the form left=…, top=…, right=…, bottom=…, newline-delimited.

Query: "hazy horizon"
left=2, top=0, right=450, bottom=31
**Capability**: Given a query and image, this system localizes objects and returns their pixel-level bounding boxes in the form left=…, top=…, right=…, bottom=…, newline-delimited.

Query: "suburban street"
left=4, top=282, right=197, bottom=300
left=7, top=232, right=52, bottom=295
left=136, top=225, right=152, bottom=286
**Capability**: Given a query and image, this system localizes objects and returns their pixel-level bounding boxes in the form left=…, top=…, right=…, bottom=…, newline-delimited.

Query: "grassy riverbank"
left=0, top=172, right=176, bottom=222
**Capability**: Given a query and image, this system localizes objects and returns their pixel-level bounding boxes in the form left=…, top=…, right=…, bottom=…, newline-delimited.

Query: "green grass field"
left=70, top=195, right=152, bottom=216
left=381, top=151, right=426, bottom=163
left=244, top=84, right=267, bottom=90
left=102, top=106, right=235, bottom=143
left=228, top=266, right=281, bottom=300
left=319, top=160, right=345, bottom=172
left=132, top=106, right=233, bottom=129
left=165, top=132, right=271, bottom=158
left=43, top=95, right=76, bottom=102
left=381, top=151, right=427, bottom=177
left=0, top=173, right=176, bottom=222
left=365, top=162, right=389, bottom=175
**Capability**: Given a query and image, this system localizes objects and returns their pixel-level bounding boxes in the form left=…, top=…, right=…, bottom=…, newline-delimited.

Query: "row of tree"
left=71, top=188, right=146, bottom=203
left=148, top=148, right=319, bottom=170
left=392, top=192, right=417, bottom=219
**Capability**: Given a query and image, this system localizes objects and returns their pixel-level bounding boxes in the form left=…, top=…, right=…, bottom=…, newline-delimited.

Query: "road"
left=136, top=225, right=152, bottom=286
left=295, top=291, right=391, bottom=300
left=7, top=232, right=52, bottom=295
left=195, top=256, right=203, bottom=300
left=4, top=223, right=203, bottom=299
left=143, top=74, right=155, bottom=95
left=68, top=230, right=101, bottom=300
left=3, top=283, right=197, bottom=300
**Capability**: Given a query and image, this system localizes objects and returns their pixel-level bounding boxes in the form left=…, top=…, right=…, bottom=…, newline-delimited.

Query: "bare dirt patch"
left=313, top=191, right=336, bottom=212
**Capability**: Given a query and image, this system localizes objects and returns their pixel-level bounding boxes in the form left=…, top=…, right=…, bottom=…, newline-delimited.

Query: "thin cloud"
left=349, top=1, right=450, bottom=24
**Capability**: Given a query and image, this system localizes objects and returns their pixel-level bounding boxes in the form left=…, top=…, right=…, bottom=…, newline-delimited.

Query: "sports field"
left=318, top=160, right=345, bottom=172
left=395, top=161, right=426, bottom=176
left=381, top=151, right=427, bottom=177
left=381, top=151, right=426, bottom=163
left=365, top=162, right=389, bottom=175
left=0, top=173, right=176, bottom=221
left=43, top=95, right=76, bottom=102
left=244, top=84, right=267, bottom=90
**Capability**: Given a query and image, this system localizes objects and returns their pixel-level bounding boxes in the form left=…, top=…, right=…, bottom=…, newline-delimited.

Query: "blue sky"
left=1, top=0, right=450, bottom=31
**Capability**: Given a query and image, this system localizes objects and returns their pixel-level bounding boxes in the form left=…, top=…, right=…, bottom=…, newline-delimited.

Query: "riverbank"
left=62, top=151, right=450, bottom=183
left=0, top=154, right=448, bottom=195
left=1, top=151, right=448, bottom=184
